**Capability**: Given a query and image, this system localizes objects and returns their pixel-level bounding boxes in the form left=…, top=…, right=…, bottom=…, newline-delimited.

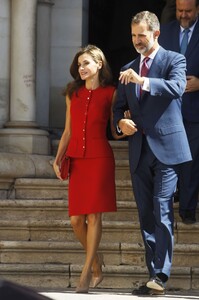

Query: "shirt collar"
left=140, top=45, right=160, bottom=63
left=180, top=17, right=198, bottom=34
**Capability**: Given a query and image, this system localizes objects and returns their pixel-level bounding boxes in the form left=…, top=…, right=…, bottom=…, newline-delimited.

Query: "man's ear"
left=154, top=30, right=160, bottom=39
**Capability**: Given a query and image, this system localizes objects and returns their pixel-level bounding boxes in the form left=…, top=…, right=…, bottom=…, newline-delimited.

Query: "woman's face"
left=78, top=53, right=101, bottom=80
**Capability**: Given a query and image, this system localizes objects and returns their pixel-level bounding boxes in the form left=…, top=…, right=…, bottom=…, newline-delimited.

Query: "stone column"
left=0, top=0, right=50, bottom=154
left=36, top=0, right=54, bottom=128
left=10, top=0, right=37, bottom=126
left=0, top=0, right=10, bottom=128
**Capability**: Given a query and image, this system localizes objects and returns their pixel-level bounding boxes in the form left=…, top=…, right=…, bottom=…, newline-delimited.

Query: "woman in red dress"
left=53, top=45, right=125, bottom=293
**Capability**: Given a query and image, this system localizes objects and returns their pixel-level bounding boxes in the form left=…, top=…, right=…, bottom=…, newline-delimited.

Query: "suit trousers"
left=131, top=136, right=179, bottom=278
left=179, top=120, right=199, bottom=214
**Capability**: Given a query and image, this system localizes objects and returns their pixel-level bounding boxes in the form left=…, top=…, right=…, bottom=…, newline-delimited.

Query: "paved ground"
left=41, top=289, right=199, bottom=300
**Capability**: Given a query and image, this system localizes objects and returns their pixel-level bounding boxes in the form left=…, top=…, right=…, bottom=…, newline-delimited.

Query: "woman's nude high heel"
left=76, top=270, right=92, bottom=293
left=91, top=253, right=105, bottom=288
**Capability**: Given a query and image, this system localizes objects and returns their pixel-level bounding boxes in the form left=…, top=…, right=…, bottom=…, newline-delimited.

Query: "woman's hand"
left=53, top=160, right=62, bottom=180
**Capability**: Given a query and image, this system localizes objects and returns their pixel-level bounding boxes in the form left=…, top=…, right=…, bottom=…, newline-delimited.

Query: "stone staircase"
left=0, top=141, right=198, bottom=292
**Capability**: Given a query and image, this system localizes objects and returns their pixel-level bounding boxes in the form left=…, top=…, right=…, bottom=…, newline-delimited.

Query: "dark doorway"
left=88, top=0, right=165, bottom=83
left=88, top=1, right=166, bottom=140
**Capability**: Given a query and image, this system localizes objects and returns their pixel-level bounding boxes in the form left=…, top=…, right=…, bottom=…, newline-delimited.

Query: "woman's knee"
left=87, top=213, right=102, bottom=225
left=70, top=215, right=85, bottom=229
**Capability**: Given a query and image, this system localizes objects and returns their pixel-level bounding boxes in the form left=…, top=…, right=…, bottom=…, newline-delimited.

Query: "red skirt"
left=68, top=156, right=117, bottom=216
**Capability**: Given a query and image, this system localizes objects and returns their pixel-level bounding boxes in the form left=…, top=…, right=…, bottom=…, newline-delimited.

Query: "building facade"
left=0, top=0, right=89, bottom=155
left=0, top=0, right=166, bottom=156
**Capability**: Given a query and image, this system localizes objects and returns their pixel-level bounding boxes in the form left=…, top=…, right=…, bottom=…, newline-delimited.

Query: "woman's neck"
left=85, top=76, right=100, bottom=90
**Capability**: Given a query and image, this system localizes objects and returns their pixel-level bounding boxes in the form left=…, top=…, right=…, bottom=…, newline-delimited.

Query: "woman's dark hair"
left=63, top=44, right=113, bottom=98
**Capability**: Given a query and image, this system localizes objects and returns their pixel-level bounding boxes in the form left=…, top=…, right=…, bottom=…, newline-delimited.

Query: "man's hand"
left=119, top=68, right=144, bottom=85
left=186, top=76, right=199, bottom=92
left=118, top=119, right=137, bottom=135
left=124, top=110, right=131, bottom=119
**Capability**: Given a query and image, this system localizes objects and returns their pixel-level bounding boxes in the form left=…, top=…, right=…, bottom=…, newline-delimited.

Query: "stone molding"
left=0, top=153, right=55, bottom=179
left=38, top=0, right=54, bottom=4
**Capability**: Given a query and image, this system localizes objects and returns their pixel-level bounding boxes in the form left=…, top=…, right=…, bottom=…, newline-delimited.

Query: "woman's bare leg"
left=70, top=215, right=87, bottom=248
left=85, top=213, right=102, bottom=273
left=70, top=213, right=102, bottom=292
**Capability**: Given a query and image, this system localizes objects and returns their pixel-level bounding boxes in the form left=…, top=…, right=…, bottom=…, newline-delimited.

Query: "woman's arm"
left=110, top=90, right=127, bottom=140
left=53, top=95, right=71, bottom=179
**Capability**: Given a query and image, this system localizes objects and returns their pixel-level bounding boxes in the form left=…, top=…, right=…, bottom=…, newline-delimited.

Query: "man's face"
left=176, top=0, right=199, bottom=28
left=131, top=21, right=158, bottom=56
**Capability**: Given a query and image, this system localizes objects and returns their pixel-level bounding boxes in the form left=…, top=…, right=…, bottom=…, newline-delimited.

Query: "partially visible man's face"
left=131, top=21, right=159, bottom=56
left=176, top=0, right=199, bottom=28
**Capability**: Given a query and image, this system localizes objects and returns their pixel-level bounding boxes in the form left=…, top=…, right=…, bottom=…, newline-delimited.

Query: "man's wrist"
left=117, top=119, right=124, bottom=135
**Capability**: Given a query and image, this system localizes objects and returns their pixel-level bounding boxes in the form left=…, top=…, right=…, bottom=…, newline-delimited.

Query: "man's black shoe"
left=132, top=285, right=165, bottom=295
left=180, top=210, right=196, bottom=224
left=146, top=276, right=166, bottom=291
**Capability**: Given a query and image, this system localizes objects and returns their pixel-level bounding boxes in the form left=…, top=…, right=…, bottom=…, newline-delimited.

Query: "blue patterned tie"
left=180, top=28, right=189, bottom=55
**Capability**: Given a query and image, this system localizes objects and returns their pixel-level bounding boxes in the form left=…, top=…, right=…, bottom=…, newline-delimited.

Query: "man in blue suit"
left=159, top=0, right=199, bottom=224
left=113, top=11, right=192, bottom=295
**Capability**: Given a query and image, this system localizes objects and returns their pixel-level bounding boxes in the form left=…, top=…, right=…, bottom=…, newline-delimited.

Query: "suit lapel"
left=127, top=58, right=140, bottom=101
left=148, top=47, right=166, bottom=77
left=186, top=20, right=199, bottom=58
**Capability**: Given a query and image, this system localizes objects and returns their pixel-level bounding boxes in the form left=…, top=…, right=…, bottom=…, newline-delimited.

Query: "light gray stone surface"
left=41, top=289, right=199, bottom=300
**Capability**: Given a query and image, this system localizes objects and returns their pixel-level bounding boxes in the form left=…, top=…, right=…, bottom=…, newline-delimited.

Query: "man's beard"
left=180, top=17, right=196, bottom=28
left=135, top=39, right=154, bottom=55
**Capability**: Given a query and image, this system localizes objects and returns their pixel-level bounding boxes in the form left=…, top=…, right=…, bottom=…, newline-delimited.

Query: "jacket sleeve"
left=149, top=51, right=187, bottom=99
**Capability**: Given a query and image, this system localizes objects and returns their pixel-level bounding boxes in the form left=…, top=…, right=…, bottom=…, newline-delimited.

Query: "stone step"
left=109, top=141, right=129, bottom=160
left=9, top=177, right=199, bottom=221
left=0, top=263, right=69, bottom=290
left=0, top=219, right=198, bottom=244
left=0, top=219, right=141, bottom=244
left=103, top=201, right=194, bottom=222
left=0, top=199, right=68, bottom=220
left=0, top=199, right=138, bottom=221
left=12, top=178, right=199, bottom=221
left=115, top=160, right=131, bottom=180
left=0, top=139, right=198, bottom=293
left=70, top=265, right=198, bottom=291
left=0, top=262, right=198, bottom=291
left=13, top=178, right=134, bottom=201
left=0, top=241, right=198, bottom=268
left=0, top=198, right=196, bottom=225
